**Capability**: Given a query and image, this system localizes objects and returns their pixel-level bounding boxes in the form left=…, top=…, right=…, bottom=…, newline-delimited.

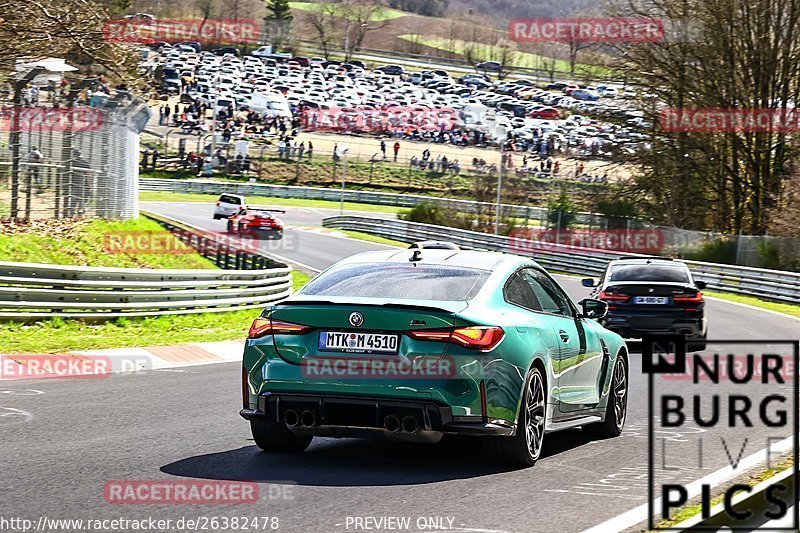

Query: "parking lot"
left=140, top=44, right=649, bottom=180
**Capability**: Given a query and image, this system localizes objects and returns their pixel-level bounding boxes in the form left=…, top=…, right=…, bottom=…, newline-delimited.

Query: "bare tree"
left=0, top=0, right=138, bottom=82
left=494, top=38, right=517, bottom=79
left=610, top=0, right=800, bottom=234
left=340, top=0, right=390, bottom=61
left=305, top=4, right=339, bottom=59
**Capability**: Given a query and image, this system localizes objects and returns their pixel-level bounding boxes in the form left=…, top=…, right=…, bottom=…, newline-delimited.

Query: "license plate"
left=634, top=296, right=669, bottom=305
left=318, top=331, right=400, bottom=354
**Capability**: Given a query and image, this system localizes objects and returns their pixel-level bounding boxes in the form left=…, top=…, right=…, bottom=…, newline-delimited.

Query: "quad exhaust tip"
left=401, top=416, right=419, bottom=434
left=384, top=415, right=401, bottom=433
left=284, top=409, right=299, bottom=428
left=300, top=410, right=317, bottom=428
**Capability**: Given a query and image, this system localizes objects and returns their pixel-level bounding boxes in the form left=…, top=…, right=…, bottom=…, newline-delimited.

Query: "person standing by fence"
left=27, top=147, right=44, bottom=191
left=393, top=141, right=400, bottom=162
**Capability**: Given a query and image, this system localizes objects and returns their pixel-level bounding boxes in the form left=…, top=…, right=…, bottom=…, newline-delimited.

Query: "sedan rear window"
left=219, top=195, right=242, bottom=204
left=300, top=263, right=490, bottom=301
left=609, top=264, right=690, bottom=283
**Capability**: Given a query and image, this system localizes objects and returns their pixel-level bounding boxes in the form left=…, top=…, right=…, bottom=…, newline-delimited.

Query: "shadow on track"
left=161, top=428, right=605, bottom=486
left=161, top=436, right=513, bottom=486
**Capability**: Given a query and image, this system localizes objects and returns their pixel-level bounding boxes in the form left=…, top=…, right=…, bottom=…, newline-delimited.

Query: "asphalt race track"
left=1, top=201, right=797, bottom=533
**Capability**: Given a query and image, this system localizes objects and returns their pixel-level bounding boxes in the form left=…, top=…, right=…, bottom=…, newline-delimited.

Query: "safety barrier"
left=321, top=215, right=800, bottom=304
left=139, top=177, right=562, bottom=220
left=0, top=212, right=293, bottom=321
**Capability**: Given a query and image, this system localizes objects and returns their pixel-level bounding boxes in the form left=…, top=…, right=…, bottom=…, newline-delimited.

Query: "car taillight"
left=248, top=317, right=312, bottom=338
left=407, top=326, right=504, bottom=351
left=216, top=201, right=220, bottom=206
left=598, top=290, right=629, bottom=302
left=673, top=292, right=704, bottom=304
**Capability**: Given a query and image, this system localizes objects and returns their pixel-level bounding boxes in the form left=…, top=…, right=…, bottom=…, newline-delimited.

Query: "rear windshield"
left=300, top=263, right=490, bottom=301
left=609, top=264, right=690, bottom=283
left=219, top=195, right=242, bottom=204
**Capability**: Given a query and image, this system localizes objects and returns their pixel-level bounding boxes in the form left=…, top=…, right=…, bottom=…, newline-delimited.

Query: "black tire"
left=486, top=366, right=546, bottom=467
left=213, top=214, right=219, bottom=220
left=250, top=418, right=312, bottom=453
left=585, top=355, right=628, bottom=439
left=688, top=335, right=707, bottom=352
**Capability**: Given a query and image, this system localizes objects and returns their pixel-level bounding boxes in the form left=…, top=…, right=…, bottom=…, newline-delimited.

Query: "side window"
left=521, top=269, right=573, bottom=317
left=503, top=271, right=542, bottom=311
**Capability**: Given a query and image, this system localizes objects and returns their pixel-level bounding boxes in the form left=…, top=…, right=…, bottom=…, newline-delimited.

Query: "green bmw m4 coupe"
left=240, top=249, right=629, bottom=466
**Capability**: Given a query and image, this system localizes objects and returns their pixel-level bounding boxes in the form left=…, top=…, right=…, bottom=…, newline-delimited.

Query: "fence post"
left=10, top=67, right=45, bottom=219
left=735, top=229, right=743, bottom=265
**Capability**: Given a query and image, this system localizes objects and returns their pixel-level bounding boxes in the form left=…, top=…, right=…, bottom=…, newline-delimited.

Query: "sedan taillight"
left=598, top=290, right=630, bottom=302
left=248, top=317, right=312, bottom=338
left=673, top=292, right=704, bottom=304
left=407, top=326, right=504, bottom=351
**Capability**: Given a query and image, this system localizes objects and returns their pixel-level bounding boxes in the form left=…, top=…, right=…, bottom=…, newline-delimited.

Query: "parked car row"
left=141, top=44, right=651, bottom=157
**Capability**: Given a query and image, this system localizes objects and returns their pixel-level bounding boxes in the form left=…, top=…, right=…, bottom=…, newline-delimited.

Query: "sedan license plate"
left=634, top=296, right=669, bottom=305
left=318, top=331, right=399, bottom=354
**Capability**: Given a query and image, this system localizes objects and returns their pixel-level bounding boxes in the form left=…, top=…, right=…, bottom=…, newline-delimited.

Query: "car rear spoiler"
left=245, top=206, right=286, bottom=214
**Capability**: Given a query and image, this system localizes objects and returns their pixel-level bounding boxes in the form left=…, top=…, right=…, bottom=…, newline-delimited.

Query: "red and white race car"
left=226, top=207, right=285, bottom=239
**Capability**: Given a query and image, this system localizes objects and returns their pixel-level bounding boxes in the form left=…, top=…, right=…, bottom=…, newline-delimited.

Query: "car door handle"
left=559, top=330, right=570, bottom=343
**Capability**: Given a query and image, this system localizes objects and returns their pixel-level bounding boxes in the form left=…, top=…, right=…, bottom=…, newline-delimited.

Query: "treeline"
left=610, top=0, right=800, bottom=237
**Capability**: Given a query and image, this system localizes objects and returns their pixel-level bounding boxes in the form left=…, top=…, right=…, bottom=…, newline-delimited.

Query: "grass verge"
left=0, top=271, right=312, bottom=353
left=289, top=2, right=407, bottom=21
left=705, top=291, right=800, bottom=320
left=139, top=190, right=406, bottom=214
left=0, top=217, right=217, bottom=269
left=335, top=229, right=406, bottom=247
left=397, top=34, right=616, bottom=76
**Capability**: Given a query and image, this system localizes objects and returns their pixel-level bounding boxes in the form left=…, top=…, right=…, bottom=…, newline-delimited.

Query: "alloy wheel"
left=613, top=360, right=627, bottom=430
left=525, top=371, right=546, bottom=459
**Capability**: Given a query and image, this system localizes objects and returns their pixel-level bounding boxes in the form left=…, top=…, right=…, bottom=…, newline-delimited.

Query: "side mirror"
left=695, top=280, right=707, bottom=290
left=581, top=278, right=598, bottom=288
left=579, top=298, right=608, bottom=320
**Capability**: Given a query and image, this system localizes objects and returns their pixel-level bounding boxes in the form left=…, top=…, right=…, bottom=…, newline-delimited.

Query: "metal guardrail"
left=0, top=213, right=294, bottom=321
left=321, top=215, right=800, bottom=305
left=140, top=177, right=574, bottom=221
